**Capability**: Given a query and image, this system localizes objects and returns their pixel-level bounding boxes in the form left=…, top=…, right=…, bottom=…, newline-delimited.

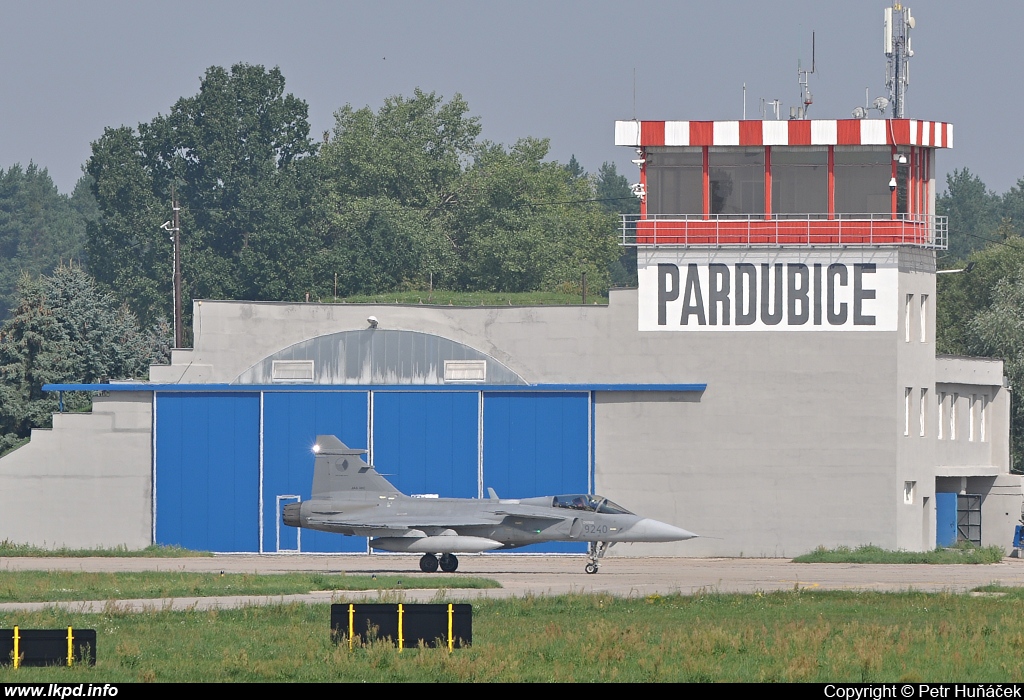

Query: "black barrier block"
left=331, top=603, right=472, bottom=649
left=402, top=604, right=472, bottom=648
left=0, top=629, right=97, bottom=667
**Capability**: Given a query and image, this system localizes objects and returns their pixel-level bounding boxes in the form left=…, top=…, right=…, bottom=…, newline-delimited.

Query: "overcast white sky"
left=2, top=1, right=1019, bottom=195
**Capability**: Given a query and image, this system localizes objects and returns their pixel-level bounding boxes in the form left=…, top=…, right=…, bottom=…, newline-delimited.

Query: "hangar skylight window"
left=444, top=360, right=486, bottom=383
left=272, top=360, right=315, bottom=382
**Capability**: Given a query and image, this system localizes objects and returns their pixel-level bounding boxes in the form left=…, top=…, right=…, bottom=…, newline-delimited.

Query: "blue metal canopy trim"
left=44, top=382, right=707, bottom=393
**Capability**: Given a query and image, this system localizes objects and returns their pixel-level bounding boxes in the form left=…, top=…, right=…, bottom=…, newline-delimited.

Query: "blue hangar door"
left=155, top=393, right=260, bottom=552
left=262, top=391, right=369, bottom=553
left=483, top=392, right=590, bottom=553
left=155, top=389, right=592, bottom=554
left=372, top=392, right=480, bottom=499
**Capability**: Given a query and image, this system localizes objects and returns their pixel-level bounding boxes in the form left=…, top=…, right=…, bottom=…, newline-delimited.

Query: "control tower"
left=610, top=5, right=1017, bottom=552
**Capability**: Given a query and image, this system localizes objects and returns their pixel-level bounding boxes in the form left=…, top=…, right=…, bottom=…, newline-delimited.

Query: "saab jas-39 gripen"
left=282, top=435, right=697, bottom=574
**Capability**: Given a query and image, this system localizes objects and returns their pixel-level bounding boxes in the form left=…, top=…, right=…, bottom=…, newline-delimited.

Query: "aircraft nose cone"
left=627, top=519, right=698, bottom=542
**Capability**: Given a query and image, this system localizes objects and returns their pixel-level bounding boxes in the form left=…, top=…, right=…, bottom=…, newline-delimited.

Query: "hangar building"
left=0, top=116, right=1018, bottom=557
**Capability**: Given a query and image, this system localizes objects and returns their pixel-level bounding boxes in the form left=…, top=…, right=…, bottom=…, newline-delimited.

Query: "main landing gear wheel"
left=419, top=553, right=439, bottom=573
left=439, top=553, right=459, bottom=573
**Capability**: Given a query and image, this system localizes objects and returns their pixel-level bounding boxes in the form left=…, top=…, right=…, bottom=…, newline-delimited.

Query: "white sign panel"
left=638, top=262, right=897, bottom=331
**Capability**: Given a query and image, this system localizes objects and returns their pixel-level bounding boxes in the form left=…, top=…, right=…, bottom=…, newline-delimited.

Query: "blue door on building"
left=372, top=392, right=480, bottom=498
left=936, top=492, right=957, bottom=547
left=261, top=391, right=369, bottom=553
left=482, top=392, right=590, bottom=552
left=155, top=393, right=260, bottom=552
left=154, top=388, right=593, bottom=554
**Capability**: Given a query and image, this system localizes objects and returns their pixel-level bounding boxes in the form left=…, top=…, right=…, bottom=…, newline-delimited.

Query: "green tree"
left=86, top=64, right=319, bottom=328
left=972, top=273, right=1024, bottom=463
left=595, top=162, right=640, bottom=287
left=936, top=228, right=1024, bottom=467
left=451, top=138, right=619, bottom=294
left=999, top=177, right=1024, bottom=239
left=564, top=155, right=585, bottom=181
left=0, top=265, right=168, bottom=453
left=319, top=91, right=619, bottom=298
left=0, top=164, right=91, bottom=321
left=936, top=224, right=1024, bottom=355
left=937, top=168, right=1000, bottom=260
left=318, top=90, right=480, bottom=294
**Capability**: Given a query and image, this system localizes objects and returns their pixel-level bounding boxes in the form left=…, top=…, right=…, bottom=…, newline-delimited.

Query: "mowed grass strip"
left=0, top=542, right=210, bottom=558
left=331, top=290, right=609, bottom=306
left=792, top=544, right=1005, bottom=564
left=0, top=571, right=500, bottom=603
left=3, top=590, right=1024, bottom=682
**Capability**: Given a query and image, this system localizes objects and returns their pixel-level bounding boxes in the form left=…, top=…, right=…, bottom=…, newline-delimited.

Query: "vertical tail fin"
left=310, top=435, right=401, bottom=498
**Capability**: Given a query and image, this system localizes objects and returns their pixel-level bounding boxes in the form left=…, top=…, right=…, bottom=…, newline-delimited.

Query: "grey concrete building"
left=0, top=116, right=1017, bottom=556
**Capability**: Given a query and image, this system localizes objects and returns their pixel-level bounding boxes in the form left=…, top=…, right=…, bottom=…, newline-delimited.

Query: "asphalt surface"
left=3, top=554, right=1024, bottom=612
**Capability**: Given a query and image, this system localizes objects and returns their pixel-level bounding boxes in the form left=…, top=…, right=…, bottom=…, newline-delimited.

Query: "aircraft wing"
left=306, top=513, right=504, bottom=530
left=492, top=509, right=567, bottom=522
left=306, top=504, right=571, bottom=533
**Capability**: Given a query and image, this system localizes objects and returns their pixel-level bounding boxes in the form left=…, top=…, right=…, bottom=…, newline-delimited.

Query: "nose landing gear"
left=585, top=541, right=610, bottom=574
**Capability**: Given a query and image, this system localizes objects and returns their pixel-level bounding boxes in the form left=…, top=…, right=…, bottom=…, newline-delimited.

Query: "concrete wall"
left=150, top=255, right=903, bottom=556
left=3, top=245, right=1018, bottom=555
left=894, top=253, right=938, bottom=552
left=0, top=393, right=152, bottom=549
left=931, top=355, right=1019, bottom=550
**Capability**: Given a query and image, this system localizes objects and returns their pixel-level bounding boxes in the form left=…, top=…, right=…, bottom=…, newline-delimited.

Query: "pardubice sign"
left=638, top=261, right=897, bottom=332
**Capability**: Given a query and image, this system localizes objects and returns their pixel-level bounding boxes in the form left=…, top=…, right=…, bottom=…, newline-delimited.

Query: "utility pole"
left=173, top=190, right=182, bottom=348
left=162, top=187, right=183, bottom=348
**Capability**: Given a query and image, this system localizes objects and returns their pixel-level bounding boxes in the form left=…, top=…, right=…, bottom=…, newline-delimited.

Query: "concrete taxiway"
left=2, top=554, right=1024, bottom=613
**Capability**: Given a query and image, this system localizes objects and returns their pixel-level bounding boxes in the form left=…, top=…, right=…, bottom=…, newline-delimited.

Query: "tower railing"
left=620, top=213, right=947, bottom=249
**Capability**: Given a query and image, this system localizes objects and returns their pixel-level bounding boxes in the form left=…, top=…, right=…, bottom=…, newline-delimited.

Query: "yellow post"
left=12, top=626, right=19, bottom=669
left=348, top=604, right=355, bottom=651
left=447, top=604, right=454, bottom=652
left=397, top=604, right=404, bottom=651
left=67, top=627, right=74, bottom=666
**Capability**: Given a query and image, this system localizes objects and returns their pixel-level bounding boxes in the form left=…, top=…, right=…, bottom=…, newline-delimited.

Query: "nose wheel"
left=586, top=541, right=610, bottom=574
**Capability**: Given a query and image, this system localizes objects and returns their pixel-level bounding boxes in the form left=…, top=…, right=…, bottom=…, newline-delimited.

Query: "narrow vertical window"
left=969, top=394, right=977, bottom=441
left=937, top=392, right=945, bottom=440
left=905, top=387, right=912, bottom=436
left=904, top=481, right=916, bottom=505
left=981, top=395, right=988, bottom=442
left=920, top=388, right=927, bottom=437
left=950, top=393, right=958, bottom=440
left=905, top=294, right=913, bottom=343
left=920, top=294, right=928, bottom=342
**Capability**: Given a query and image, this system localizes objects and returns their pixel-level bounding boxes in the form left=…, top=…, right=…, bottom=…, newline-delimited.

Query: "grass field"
left=4, top=589, right=1024, bottom=682
left=0, top=542, right=209, bottom=558
left=0, top=571, right=500, bottom=603
left=327, top=290, right=609, bottom=306
left=792, top=544, right=1006, bottom=564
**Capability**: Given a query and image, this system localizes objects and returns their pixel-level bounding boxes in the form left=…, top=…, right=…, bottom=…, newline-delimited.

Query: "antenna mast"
left=793, top=32, right=815, bottom=119
left=884, top=2, right=915, bottom=118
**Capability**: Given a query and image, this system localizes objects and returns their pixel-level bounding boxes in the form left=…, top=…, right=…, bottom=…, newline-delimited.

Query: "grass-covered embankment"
left=792, top=544, right=1005, bottom=564
left=330, top=290, right=609, bottom=306
left=3, top=589, right=1024, bottom=682
left=0, top=571, right=500, bottom=603
left=0, top=542, right=210, bottom=558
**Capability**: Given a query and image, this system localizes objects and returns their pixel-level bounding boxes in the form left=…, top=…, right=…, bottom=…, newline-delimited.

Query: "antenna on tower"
left=792, top=32, right=815, bottom=120
left=884, top=2, right=914, bottom=118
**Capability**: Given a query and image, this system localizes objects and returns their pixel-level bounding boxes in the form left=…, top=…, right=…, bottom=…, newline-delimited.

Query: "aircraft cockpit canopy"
left=552, top=495, right=634, bottom=515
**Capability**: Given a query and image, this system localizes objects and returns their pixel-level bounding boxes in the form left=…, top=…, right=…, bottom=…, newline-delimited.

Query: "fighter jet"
left=282, top=435, right=697, bottom=574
